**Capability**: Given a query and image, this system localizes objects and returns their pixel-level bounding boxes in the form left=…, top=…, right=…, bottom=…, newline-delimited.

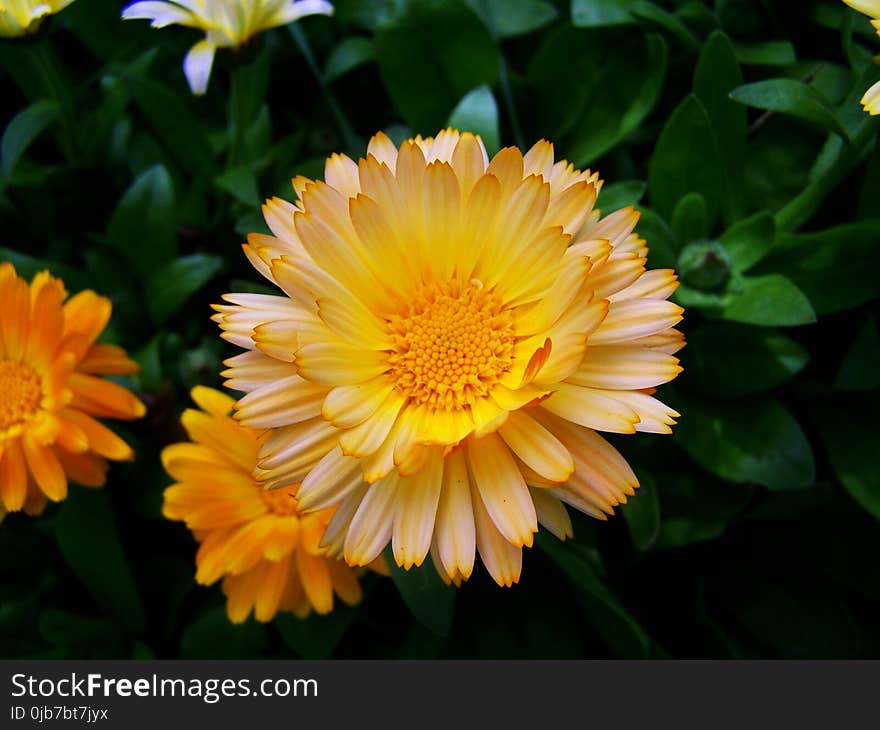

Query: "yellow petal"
left=343, top=472, right=399, bottom=566
left=471, top=480, right=522, bottom=587
left=466, top=433, right=537, bottom=548
left=530, top=487, right=573, bottom=540
left=392, top=453, right=443, bottom=569
left=541, top=382, right=640, bottom=434
left=434, top=448, right=476, bottom=580
left=568, top=346, right=682, bottom=390
left=297, top=445, right=366, bottom=513
left=498, top=410, right=574, bottom=483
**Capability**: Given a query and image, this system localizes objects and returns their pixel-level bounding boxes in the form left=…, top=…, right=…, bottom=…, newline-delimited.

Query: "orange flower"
left=0, top=263, right=144, bottom=520
left=162, top=387, right=380, bottom=623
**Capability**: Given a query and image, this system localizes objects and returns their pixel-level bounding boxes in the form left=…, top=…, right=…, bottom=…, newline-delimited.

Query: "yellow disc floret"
left=260, top=484, right=300, bottom=517
left=386, top=280, right=515, bottom=411
left=0, top=361, right=42, bottom=431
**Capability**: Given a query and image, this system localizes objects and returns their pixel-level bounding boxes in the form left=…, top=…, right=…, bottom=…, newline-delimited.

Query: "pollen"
left=0, top=361, right=42, bottom=431
left=261, top=484, right=301, bottom=517
left=386, top=280, right=516, bottom=411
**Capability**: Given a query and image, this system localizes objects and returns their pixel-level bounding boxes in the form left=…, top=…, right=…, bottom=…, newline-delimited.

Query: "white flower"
left=122, top=0, right=333, bottom=94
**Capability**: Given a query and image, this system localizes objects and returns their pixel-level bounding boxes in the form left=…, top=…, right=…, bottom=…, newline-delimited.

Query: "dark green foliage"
left=1, top=0, right=879, bottom=660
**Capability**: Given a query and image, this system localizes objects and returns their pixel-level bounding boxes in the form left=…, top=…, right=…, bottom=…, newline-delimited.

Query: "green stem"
left=476, top=0, right=524, bottom=149
left=227, top=63, right=248, bottom=168
left=498, top=56, right=525, bottom=150
left=26, top=37, right=76, bottom=161
left=288, top=23, right=360, bottom=153
left=775, top=117, right=879, bottom=232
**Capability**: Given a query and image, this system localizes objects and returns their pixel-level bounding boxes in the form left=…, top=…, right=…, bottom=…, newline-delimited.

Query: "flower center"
left=386, top=280, right=516, bottom=411
left=0, top=360, right=42, bottom=431
left=260, top=485, right=300, bottom=516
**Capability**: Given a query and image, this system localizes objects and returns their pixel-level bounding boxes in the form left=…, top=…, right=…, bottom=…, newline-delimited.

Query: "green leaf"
left=125, top=75, right=215, bottom=177
left=54, top=487, right=145, bottom=633
left=324, top=37, right=375, bottom=82
left=718, top=211, right=776, bottom=272
left=180, top=607, right=267, bottom=659
left=565, top=33, right=667, bottom=166
left=537, top=533, right=655, bottom=657
left=216, top=166, right=261, bottom=207
left=656, top=517, right=727, bottom=550
left=0, top=247, right=86, bottom=291
left=653, top=470, right=753, bottom=551
left=671, top=192, right=708, bottom=243
left=375, top=0, right=499, bottom=132
left=636, top=208, right=678, bottom=269
left=132, top=334, right=164, bottom=393
left=836, top=316, right=880, bottom=391
left=107, top=164, right=176, bottom=277
left=466, top=0, right=558, bottom=37
left=1, top=100, right=59, bottom=178
left=622, top=472, right=660, bottom=551
left=528, top=27, right=666, bottom=164
left=598, top=180, right=645, bottom=212
left=39, top=610, right=128, bottom=656
left=683, top=323, right=809, bottom=397
left=733, top=40, right=796, bottom=66
left=227, top=48, right=273, bottom=166
left=447, top=85, right=500, bottom=155
left=708, top=570, right=859, bottom=658
left=730, top=79, right=850, bottom=139
left=630, top=1, right=698, bottom=49
left=571, top=0, right=635, bottom=27
left=858, top=138, right=880, bottom=219
left=648, top=95, right=723, bottom=225
left=812, top=394, right=880, bottom=521
left=673, top=394, right=815, bottom=491
left=145, top=254, right=223, bottom=325
left=276, top=605, right=359, bottom=658
left=759, top=222, right=880, bottom=314
left=694, top=31, right=746, bottom=224
left=385, top=547, right=456, bottom=636
left=722, top=274, right=815, bottom=327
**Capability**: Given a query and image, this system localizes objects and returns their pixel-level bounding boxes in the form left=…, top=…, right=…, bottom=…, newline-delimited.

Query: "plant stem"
left=227, top=62, right=248, bottom=167
left=27, top=37, right=77, bottom=161
left=498, top=56, right=525, bottom=150
left=288, top=23, right=361, bottom=154
left=775, top=117, right=879, bottom=232
left=476, top=0, right=524, bottom=149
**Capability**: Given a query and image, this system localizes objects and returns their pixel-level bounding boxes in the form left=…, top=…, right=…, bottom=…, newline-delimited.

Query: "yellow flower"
left=0, top=263, right=144, bottom=520
left=0, top=0, right=75, bottom=37
left=213, top=130, right=684, bottom=587
left=843, top=0, right=880, bottom=114
left=162, top=386, right=377, bottom=623
left=121, top=0, right=333, bottom=94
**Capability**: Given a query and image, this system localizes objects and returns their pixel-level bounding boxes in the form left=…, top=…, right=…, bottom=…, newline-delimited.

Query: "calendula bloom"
left=0, top=0, right=75, bottom=37
left=213, top=129, right=684, bottom=587
left=0, top=263, right=144, bottom=521
left=163, top=387, right=375, bottom=622
left=843, top=0, right=880, bottom=114
left=121, top=0, right=333, bottom=94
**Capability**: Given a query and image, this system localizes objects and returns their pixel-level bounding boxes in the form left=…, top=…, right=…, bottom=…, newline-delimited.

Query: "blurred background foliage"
left=1, top=0, right=879, bottom=659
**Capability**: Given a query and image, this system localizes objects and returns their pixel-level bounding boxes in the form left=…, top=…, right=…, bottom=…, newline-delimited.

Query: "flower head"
left=214, top=130, right=684, bottom=587
left=0, top=263, right=144, bottom=520
left=0, top=0, right=75, bottom=37
left=121, top=0, right=333, bottom=94
left=843, top=0, right=880, bottom=114
left=162, top=386, right=375, bottom=622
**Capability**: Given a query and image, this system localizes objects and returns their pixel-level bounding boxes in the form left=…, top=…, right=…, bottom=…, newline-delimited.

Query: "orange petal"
left=22, top=436, right=67, bottom=502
